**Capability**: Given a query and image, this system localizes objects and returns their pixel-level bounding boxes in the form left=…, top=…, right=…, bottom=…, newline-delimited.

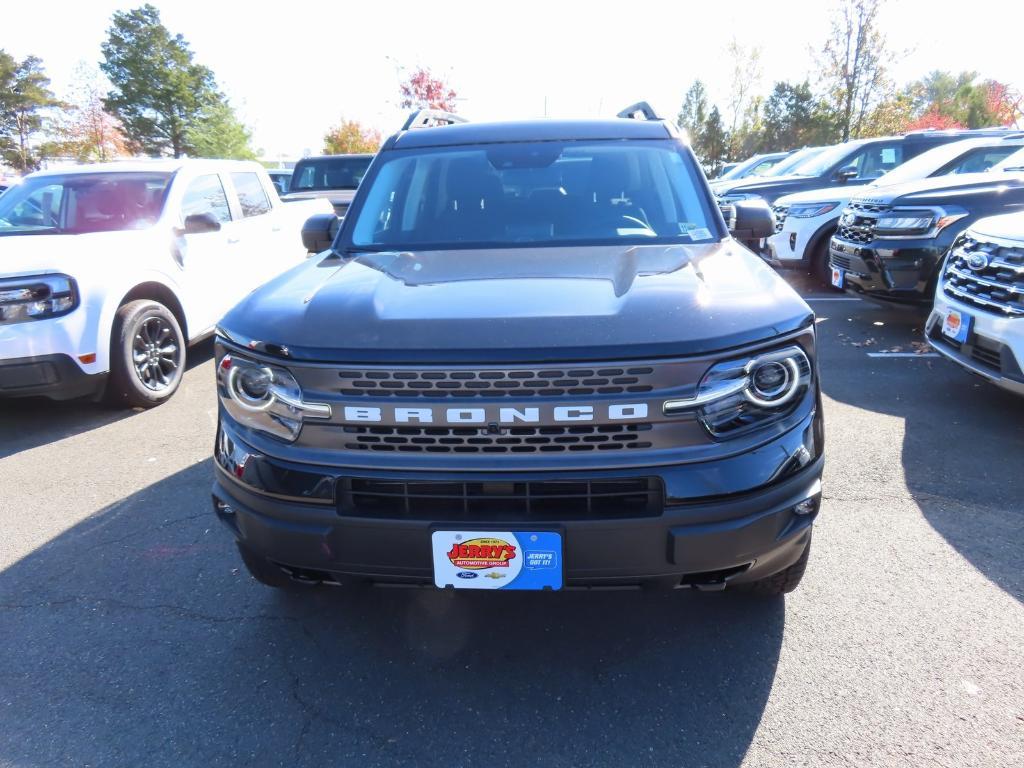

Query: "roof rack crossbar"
left=617, top=102, right=661, bottom=121
left=401, top=109, right=469, bottom=131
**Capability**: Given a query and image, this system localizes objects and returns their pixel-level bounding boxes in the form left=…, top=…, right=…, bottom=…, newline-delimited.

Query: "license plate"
left=432, top=530, right=562, bottom=590
left=831, top=266, right=845, bottom=288
left=942, top=309, right=971, bottom=343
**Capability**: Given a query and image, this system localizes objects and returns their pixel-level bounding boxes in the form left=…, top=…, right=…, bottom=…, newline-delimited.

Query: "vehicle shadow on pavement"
left=0, top=459, right=784, bottom=768
left=817, top=303, right=1024, bottom=602
left=0, top=339, right=214, bottom=460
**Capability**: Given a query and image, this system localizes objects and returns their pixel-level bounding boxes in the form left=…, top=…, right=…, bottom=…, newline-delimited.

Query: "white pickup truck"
left=0, top=159, right=333, bottom=407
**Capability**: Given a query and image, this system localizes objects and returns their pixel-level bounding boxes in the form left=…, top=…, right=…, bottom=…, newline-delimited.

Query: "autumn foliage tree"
left=51, top=63, right=128, bottom=162
left=323, top=119, right=381, bottom=154
left=398, top=67, right=458, bottom=112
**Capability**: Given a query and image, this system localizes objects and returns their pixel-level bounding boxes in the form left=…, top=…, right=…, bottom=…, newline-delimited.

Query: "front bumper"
left=829, top=237, right=948, bottom=306
left=926, top=293, right=1024, bottom=397
left=0, top=353, right=106, bottom=399
left=212, top=419, right=824, bottom=589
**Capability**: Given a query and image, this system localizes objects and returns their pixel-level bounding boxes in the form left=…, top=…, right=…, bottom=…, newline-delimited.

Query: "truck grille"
left=338, top=366, right=657, bottom=398
left=339, top=424, right=654, bottom=453
left=943, top=235, right=1024, bottom=317
left=835, top=201, right=890, bottom=245
left=772, top=204, right=789, bottom=233
left=337, top=477, right=664, bottom=521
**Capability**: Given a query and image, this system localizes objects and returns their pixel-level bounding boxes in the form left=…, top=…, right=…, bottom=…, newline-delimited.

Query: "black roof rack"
left=401, top=109, right=468, bottom=131
left=617, top=102, right=661, bottom=121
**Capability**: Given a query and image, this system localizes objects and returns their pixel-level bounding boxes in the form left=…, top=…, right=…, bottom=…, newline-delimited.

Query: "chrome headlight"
left=788, top=202, right=840, bottom=219
left=875, top=206, right=967, bottom=238
left=0, top=274, right=78, bottom=325
left=218, top=353, right=330, bottom=441
left=664, top=346, right=812, bottom=437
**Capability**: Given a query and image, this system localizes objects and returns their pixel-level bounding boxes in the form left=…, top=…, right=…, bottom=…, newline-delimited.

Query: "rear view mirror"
left=835, top=166, right=858, bottom=182
left=727, top=199, right=775, bottom=240
left=302, top=214, right=339, bottom=253
left=182, top=212, right=221, bottom=234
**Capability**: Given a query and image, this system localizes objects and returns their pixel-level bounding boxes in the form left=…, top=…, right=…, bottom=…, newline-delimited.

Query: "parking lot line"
left=806, top=297, right=863, bottom=302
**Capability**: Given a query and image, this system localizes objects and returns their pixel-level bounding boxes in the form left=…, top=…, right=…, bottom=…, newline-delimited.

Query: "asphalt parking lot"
left=1, top=278, right=1022, bottom=768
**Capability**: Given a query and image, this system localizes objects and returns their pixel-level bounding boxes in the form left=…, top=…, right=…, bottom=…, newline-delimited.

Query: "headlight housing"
left=788, top=202, right=840, bottom=219
left=664, top=345, right=813, bottom=437
left=874, top=206, right=967, bottom=238
left=218, top=353, right=330, bottom=442
left=0, top=274, right=78, bottom=325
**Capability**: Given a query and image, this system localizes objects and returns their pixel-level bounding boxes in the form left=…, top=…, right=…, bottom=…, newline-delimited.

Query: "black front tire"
left=811, top=235, right=841, bottom=291
left=739, top=536, right=811, bottom=596
left=107, top=300, right=185, bottom=408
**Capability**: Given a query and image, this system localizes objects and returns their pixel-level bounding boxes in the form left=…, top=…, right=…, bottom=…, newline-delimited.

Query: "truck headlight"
left=0, top=274, right=78, bottom=325
left=663, top=346, right=812, bottom=437
left=788, top=202, right=839, bottom=218
left=218, top=353, right=330, bottom=441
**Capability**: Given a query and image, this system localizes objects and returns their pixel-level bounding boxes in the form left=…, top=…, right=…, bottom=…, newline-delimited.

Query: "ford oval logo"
left=966, top=252, right=990, bottom=271
left=456, top=571, right=478, bottom=579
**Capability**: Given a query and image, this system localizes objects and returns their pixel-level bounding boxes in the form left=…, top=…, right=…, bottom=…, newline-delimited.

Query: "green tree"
left=0, top=51, right=60, bottom=171
left=323, top=119, right=382, bottom=154
left=819, top=0, right=893, bottom=141
left=100, top=4, right=218, bottom=157
left=186, top=100, right=256, bottom=159
left=676, top=80, right=708, bottom=146
left=761, top=81, right=838, bottom=150
left=699, top=106, right=729, bottom=174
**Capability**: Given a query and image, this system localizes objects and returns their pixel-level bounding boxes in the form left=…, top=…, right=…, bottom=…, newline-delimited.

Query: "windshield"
left=291, top=156, right=372, bottom=191
left=768, top=146, right=827, bottom=177
left=719, top=155, right=764, bottom=180
left=348, top=140, right=721, bottom=250
left=992, top=147, right=1024, bottom=172
left=787, top=143, right=862, bottom=177
left=0, top=172, right=171, bottom=236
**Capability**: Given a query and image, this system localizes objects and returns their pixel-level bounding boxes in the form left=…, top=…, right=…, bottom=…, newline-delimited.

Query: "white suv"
left=0, top=160, right=331, bottom=407
left=926, top=211, right=1024, bottom=396
left=768, top=135, right=1024, bottom=283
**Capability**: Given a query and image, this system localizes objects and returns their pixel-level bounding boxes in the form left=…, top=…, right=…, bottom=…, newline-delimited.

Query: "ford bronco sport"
left=212, top=104, right=824, bottom=595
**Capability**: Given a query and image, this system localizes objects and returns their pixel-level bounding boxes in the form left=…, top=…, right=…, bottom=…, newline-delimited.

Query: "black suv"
left=715, top=129, right=1020, bottom=208
left=829, top=150, right=1024, bottom=306
left=212, top=104, right=824, bottom=596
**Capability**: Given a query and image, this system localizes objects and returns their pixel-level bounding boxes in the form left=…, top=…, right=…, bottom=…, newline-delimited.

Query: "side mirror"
left=835, top=166, right=858, bottom=183
left=728, top=199, right=775, bottom=240
left=302, top=213, right=339, bottom=253
left=182, top=212, right=221, bottom=234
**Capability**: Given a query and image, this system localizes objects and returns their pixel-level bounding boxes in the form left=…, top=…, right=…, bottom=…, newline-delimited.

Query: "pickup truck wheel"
left=236, top=542, right=320, bottom=591
left=738, top=536, right=811, bottom=596
left=107, top=300, right=185, bottom=408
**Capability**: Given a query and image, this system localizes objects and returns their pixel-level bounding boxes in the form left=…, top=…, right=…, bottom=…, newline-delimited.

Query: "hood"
left=775, top=185, right=868, bottom=207
left=220, top=243, right=813, bottom=364
left=282, top=189, right=356, bottom=205
left=0, top=230, right=156, bottom=279
left=713, top=174, right=817, bottom=197
left=970, top=210, right=1024, bottom=243
left=855, top=171, right=1024, bottom=206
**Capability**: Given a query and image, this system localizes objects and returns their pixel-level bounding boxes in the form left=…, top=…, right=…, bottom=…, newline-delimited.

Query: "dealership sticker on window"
left=431, top=531, right=562, bottom=590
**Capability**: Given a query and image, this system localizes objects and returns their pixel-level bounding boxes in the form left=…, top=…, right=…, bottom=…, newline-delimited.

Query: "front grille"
left=829, top=253, right=853, bottom=270
left=835, top=201, right=889, bottom=245
left=339, top=424, right=654, bottom=453
left=772, top=204, right=789, bottom=233
left=337, top=477, right=664, bottom=521
left=943, top=235, right=1024, bottom=316
left=338, top=366, right=657, bottom=398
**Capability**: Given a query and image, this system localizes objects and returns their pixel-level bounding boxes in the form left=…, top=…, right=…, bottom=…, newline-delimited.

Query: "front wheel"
left=107, top=300, right=185, bottom=408
left=811, top=235, right=841, bottom=291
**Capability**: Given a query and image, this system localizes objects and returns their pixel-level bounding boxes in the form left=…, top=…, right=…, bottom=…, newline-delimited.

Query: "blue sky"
left=4, top=0, right=1021, bottom=158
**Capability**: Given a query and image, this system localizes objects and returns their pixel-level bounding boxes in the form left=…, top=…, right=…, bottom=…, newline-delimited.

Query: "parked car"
left=714, top=162, right=739, bottom=178
left=715, top=129, right=1020, bottom=208
left=281, top=153, right=374, bottom=217
left=925, top=211, right=1024, bottom=396
left=267, top=168, right=292, bottom=197
left=769, top=134, right=1024, bottom=283
left=708, top=146, right=825, bottom=195
left=715, top=151, right=793, bottom=182
left=212, top=104, right=823, bottom=597
left=829, top=147, right=1024, bottom=307
left=0, top=160, right=332, bottom=406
